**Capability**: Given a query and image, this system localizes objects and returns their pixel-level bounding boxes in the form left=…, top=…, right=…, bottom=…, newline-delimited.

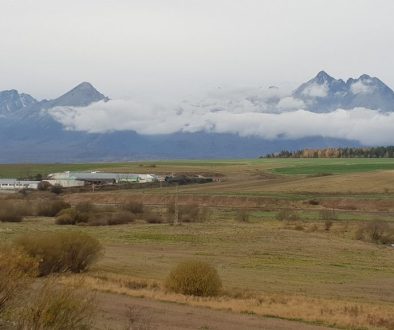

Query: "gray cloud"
left=350, top=80, right=376, bottom=94
left=49, top=90, right=394, bottom=146
left=301, top=82, right=329, bottom=98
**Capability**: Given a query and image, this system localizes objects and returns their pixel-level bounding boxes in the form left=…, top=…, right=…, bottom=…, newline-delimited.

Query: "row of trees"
left=263, top=146, right=394, bottom=158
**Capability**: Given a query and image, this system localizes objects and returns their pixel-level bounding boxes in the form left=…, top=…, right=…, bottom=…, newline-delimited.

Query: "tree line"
left=263, top=146, right=394, bottom=158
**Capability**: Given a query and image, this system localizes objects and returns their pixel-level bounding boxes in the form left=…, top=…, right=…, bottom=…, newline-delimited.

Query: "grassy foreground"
left=1, top=212, right=394, bottom=329
left=1, top=158, right=394, bottom=329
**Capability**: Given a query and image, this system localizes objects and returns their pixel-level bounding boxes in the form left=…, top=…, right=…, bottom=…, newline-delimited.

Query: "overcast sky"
left=1, top=0, right=393, bottom=100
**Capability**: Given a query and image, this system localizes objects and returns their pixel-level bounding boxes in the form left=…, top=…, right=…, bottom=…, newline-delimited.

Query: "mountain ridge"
left=0, top=73, right=392, bottom=162
left=293, top=71, right=394, bottom=112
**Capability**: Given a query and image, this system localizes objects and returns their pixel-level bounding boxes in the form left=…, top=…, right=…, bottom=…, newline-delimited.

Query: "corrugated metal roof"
left=48, top=172, right=157, bottom=181
left=0, top=179, right=40, bottom=184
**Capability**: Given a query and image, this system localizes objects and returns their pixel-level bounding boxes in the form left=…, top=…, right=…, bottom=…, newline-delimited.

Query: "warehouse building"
left=46, top=171, right=158, bottom=187
left=0, top=179, right=40, bottom=190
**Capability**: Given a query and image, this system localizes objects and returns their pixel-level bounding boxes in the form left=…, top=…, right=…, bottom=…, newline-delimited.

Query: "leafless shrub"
left=181, top=204, right=211, bottom=223
left=144, top=212, right=163, bottom=224
left=56, top=208, right=78, bottom=225
left=36, top=199, right=70, bottom=217
left=0, top=199, right=34, bottom=222
left=14, top=280, right=95, bottom=330
left=0, top=202, right=23, bottom=222
left=165, top=260, right=222, bottom=297
left=0, top=246, right=38, bottom=312
left=294, top=223, right=304, bottom=231
left=178, top=204, right=200, bottom=222
left=355, top=221, right=394, bottom=244
left=123, top=201, right=144, bottom=214
left=75, top=202, right=96, bottom=213
left=86, top=214, right=110, bottom=226
left=14, top=232, right=103, bottom=276
left=167, top=201, right=175, bottom=216
left=108, top=211, right=135, bottom=225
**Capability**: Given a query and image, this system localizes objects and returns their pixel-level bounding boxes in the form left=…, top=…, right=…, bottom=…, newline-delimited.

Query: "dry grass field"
left=1, top=158, right=394, bottom=329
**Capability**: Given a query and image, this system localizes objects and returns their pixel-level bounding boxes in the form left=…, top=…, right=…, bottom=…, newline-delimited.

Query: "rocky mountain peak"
left=48, top=82, right=109, bottom=108
left=314, top=70, right=334, bottom=83
left=293, top=71, right=394, bottom=112
left=0, top=89, right=37, bottom=114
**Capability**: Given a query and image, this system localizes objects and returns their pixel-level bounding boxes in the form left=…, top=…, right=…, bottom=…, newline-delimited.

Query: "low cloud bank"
left=49, top=90, right=394, bottom=145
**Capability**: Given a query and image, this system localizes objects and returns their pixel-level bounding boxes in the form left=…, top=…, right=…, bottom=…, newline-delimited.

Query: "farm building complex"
left=0, top=171, right=160, bottom=191
left=45, top=171, right=159, bottom=187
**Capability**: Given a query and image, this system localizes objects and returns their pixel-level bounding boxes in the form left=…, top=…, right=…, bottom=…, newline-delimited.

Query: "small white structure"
left=0, top=179, right=40, bottom=190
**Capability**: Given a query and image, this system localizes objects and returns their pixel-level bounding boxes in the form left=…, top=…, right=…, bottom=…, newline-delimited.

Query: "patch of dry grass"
left=62, top=274, right=394, bottom=330
left=13, top=279, right=95, bottom=330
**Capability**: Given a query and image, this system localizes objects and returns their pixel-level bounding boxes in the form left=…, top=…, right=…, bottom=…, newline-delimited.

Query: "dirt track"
left=95, top=292, right=333, bottom=330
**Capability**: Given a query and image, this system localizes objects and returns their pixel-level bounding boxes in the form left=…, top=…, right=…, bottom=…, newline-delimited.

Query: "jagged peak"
left=359, top=74, right=372, bottom=80
left=74, top=81, right=95, bottom=89
left=314, top=71, right=335, bottom=83
left=48, top=81, right=109, bottom=107
left=68, top=81, right=100, bottom=93
left=316, top=70, right=330, bottom=78
left=0, top=89, right=19, bottom=95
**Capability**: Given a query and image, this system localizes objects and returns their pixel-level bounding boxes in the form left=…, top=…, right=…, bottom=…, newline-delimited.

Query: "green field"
left=273, top=160, right=394, bottom=175
left=3, top=158, right=394, bottom=179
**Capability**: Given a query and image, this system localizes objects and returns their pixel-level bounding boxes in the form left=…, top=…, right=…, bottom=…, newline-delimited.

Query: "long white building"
left=0, top=179, right=40, bottom=190
left=46, top=171, right=158, bottom=187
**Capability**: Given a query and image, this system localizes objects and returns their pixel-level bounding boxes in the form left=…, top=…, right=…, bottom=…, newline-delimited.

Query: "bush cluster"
left=165, top=260, right=222, bottom=297
left=14, top=281, right=94, bottom=330
left=144, top=211, right=164, bottom=224
left=0, top=232, right=100, bottom=329
left=88, top=211, right=135, bottom=226
left=36, top=199, right=70, bottom=217
left=56, top=202, right=136, bottom=226
left=0, top=199, right=34, bottom=222
left=122, top=201, right=144, bottom=214
left=355, top=221, right=394, bottom=245
left=0, top=197, right=72, bottom=222
left=0, top=201, right=23, bottom=222
left=55, top=201, right=211, bottom=226
left=167, top=202, right=210, bottom=223
left=14, top=232, right=103, bottom=276
left=0, top=246, right=38, bottom=311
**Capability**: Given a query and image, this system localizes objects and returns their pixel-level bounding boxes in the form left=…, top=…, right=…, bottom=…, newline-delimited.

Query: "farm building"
left=46, top=171, right=158, bottom=187
left=43, top=179, right=85, bottom=188
left=0, top=179, right=40, bottom=190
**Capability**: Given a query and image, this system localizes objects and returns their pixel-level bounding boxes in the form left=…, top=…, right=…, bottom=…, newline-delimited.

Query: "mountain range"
left=1, top=71, right=393, bottom=162
left=293, top=71, right=394, bottom=112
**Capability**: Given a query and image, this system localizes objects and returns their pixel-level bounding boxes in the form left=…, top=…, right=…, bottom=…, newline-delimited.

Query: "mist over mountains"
left=1, top=71, right=394, bottom=162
